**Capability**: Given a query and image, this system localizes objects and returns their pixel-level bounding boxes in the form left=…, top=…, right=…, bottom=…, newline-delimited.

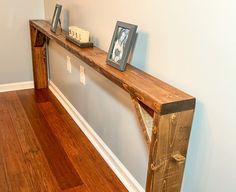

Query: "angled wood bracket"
left=131, top=97, right=154, bottom=146
left=34, top=30, right=46, bottom=47
left=131, top=95, right=194, bottom=192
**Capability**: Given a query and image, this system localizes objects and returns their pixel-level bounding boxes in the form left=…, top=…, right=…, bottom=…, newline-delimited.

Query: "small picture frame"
left=106, top=21, right=138, bottom=71
left=50, top=4, right=62, bottom=33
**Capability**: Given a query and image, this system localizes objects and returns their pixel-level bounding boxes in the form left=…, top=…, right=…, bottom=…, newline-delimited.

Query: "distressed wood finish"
left=29, top=20, right=195, bottom=115
left=146, top=110, right=194, bottom=192
left=29, top=20, right=196, bottom=192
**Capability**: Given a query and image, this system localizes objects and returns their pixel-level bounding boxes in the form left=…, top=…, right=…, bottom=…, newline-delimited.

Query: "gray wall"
left=0, top=0, right=44, bottom=84
left=45, top=0, right=236, bottom=191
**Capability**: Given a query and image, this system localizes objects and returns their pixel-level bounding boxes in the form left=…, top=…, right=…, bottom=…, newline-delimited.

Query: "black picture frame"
left=50, top=4, right=62, bottom=33
left=106, top=21, right=138, bottom=71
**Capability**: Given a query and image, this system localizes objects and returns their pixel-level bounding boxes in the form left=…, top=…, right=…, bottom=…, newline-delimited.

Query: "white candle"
left=75, top=28, right=82, bottom=41
left=69, top=26, right=90, bottom=43
left=69, top=26, right=76, bottom=37
left=80, top=30, right=90, bottom=43
left=73, top=28, right=77, bottom=39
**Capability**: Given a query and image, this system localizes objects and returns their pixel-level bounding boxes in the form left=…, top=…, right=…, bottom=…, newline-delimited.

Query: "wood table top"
left=30, top=20, right=195, bottom=115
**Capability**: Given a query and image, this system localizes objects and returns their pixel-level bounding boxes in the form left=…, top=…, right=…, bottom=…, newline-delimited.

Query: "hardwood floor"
left=0, top=89, right=128, bottom=192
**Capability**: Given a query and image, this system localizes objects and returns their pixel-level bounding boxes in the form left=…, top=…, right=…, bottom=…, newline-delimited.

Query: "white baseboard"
left=49, top=80, right=145, bottom=192
left=0, top=81, right=34, bottom=93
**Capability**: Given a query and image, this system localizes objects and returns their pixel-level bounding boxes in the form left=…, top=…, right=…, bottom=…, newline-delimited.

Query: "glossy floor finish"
left=0, top=89, right=127, bottom=192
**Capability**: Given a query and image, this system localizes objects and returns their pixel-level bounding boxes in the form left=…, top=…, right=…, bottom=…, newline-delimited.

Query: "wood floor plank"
left=0, top=89, right=127, bottom=192
left=0, top=96, right=34, bottom=192
left=38, top=100, right=127, bottom=192
left=38, top=102, right=111, bottom=192
left=63, top=184, right=91, bottom=192
left=62, top=114, right=128, bottom=192
left=0, top=146, right=10, bottom=192
left=17, top=90, right=83, bottom=190
left=2, top=92, right=61, bottom=192
left=45, top=89, right=128, bottom=192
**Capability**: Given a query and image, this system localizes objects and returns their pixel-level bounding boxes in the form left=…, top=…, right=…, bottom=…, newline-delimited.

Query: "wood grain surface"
left=30, top=25, right=48, bottom=89
left=29, top=20, right=195, bottom=115
left=146, top=110, right=194, bottom=192
left=18, top=91, right=83, bottom=190
left=0, top=89, right=127, bottom=192
left=28, top=20, right=196, bottom=192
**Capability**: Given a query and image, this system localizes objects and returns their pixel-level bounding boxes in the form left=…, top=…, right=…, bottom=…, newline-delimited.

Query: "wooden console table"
left=29, top=20, right=196, bottom=192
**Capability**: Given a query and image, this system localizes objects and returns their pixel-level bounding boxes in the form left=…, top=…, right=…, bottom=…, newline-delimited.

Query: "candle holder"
left=65, top=33, right=94, bottom=48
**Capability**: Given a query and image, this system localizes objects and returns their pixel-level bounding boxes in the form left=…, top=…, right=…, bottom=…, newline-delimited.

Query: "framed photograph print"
left=106, top=21, right=138, bottom=71
left=50, top=4, right=62, bottom=33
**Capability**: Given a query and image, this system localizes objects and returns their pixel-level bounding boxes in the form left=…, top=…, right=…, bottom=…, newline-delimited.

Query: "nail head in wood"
left=172, top=153, right=186, bottom=163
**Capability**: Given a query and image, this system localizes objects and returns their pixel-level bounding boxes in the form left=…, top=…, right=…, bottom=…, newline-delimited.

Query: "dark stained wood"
left=59, top=115, right=128, bottom=192
left=30, top=24, right=48, bottom=89
left=17, top=91, right=83, bottom=190
left=0, top=96, right=35, bottom=192
left=29, top=20, right=195, bottom=115
left=0, top=137, right=10, bottom=192
left=138, top=100, right=154, bottom=117
left=0, top=89, right=127, bottom=191
left=2, top=92, right=61, bottom=192
left=146, top=110, right=194, bottom=192
left=28, top=89, right=128, bottom=192
left=34, top=30, right=46, bottom=47
left=28, top=20, right=196, bottom=192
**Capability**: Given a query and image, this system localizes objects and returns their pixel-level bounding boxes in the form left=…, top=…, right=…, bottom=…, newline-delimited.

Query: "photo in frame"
left=50, top=4, right=62, bottom=33
left=106, top=21, right=138, bottom=71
